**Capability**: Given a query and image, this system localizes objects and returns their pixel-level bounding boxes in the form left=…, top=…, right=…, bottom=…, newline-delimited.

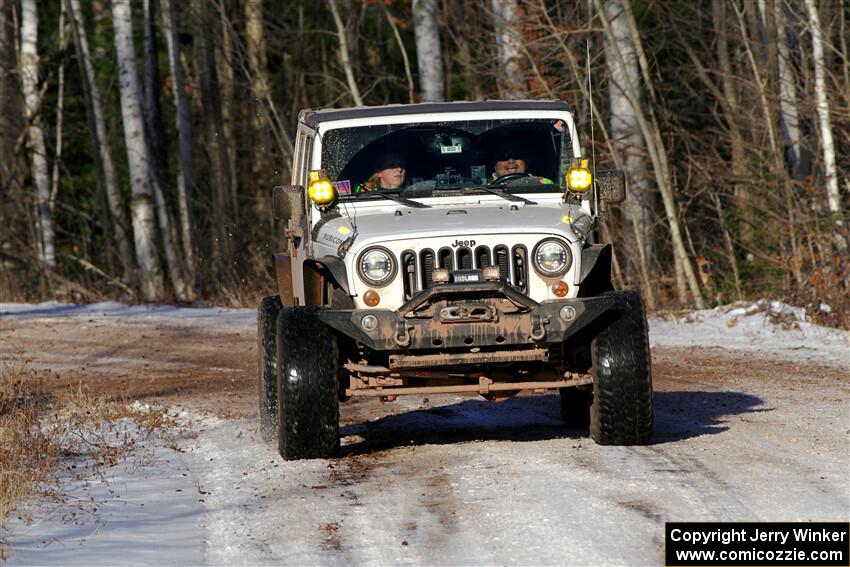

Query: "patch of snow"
left=0, top=301, right=254, bottom=329
left=4, top=431, right=205, bottom=566
left=649, top=300, right=849, bottom=367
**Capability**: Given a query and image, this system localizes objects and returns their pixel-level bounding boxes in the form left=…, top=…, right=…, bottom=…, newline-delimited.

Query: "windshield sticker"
left=440, top=144, right=462, bottom=154
left=333, top=180, right=352, bottom=195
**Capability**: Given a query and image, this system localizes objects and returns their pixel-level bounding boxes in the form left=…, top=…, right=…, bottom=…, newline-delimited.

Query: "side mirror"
left=272, top=185, right=306, bottom=224
left=595, top=169, right=625, bottom=203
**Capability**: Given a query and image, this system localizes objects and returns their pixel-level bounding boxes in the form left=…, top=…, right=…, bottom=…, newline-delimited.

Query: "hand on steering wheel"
left=491, top=172, right=531, bottom=184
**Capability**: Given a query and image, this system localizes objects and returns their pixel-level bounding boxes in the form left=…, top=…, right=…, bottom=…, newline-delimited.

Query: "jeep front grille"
left=401, top=245, right=528, bottom=299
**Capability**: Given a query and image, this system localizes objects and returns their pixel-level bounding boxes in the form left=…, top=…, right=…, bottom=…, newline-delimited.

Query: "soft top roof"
left=298, top=99, right=573, bottom=128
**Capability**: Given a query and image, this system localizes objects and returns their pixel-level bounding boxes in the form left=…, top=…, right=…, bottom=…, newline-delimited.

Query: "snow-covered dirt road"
left=1, top=302, right=848, bottom=565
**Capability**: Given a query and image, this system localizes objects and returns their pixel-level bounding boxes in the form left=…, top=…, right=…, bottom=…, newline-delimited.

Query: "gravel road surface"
left=1, top=303, right=847, bottom=565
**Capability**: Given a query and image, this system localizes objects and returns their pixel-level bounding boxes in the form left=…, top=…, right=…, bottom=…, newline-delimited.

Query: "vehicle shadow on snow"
left=651, top=390, right=769, bottom=443
left=338, top=390, right=768, bottom=455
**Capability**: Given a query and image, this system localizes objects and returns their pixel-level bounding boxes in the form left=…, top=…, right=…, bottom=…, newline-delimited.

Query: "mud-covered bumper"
left=316, top=283, right=629, bottom=351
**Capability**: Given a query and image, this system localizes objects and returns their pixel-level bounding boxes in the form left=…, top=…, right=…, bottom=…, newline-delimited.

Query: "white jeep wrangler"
left=258, top=100, right=652, bottom=460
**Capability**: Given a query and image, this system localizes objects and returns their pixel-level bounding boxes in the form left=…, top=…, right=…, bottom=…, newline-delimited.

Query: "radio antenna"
left=586, top=39, right=599, bottom=217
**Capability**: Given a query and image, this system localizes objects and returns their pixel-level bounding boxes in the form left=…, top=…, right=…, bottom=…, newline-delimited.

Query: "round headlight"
left=358, top=247, right=396, bottom=286
left=533, top=239, right=571, bottom=276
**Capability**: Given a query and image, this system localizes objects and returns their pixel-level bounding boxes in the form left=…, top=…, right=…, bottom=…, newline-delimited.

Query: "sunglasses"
left=495, top=153, right=524, bottom=161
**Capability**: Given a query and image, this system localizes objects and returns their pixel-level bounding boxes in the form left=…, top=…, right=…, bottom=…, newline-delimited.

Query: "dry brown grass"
left=0, top=360, right=184, bottom=559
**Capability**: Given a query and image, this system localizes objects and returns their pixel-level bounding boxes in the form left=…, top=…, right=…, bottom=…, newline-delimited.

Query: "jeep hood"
left=315, top=202, right=588, bottom=248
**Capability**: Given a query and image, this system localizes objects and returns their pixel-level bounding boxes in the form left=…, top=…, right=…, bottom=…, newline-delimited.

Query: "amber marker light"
left=363, top=289, right=380, bottom=307
left=551, top=281, right=569, bottom=297
left=566, top=159, right=592, bottom=192
left=308, top=170, right=337, bottom=209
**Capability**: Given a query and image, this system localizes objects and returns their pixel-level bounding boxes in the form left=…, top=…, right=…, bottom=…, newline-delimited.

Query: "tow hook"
left=394, top=321, right=411, bottom=347
left=530, top=314, right=548, bottom=341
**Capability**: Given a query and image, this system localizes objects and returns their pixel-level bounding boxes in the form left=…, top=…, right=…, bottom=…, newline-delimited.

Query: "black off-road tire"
left=257, top=295, right=282, bottom=442
left=276, top=307, right=340, bottom=460
left=559, top=387, right=592, bottom=429
left=589, top=291, right=653, bottom=445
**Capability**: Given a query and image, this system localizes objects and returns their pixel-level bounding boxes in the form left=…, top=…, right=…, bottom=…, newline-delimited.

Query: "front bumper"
left=316, top=283, right=627, bottom=351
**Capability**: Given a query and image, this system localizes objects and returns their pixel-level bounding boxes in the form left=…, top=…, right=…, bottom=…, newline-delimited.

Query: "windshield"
left=321, top=118, right=570, bottom=198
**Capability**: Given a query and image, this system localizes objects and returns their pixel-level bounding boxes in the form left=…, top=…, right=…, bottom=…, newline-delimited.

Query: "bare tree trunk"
left=161, top=0, right=196, bottom=286
left=149, top=157, right=193, bottom=301
left=412, top=0, right=444, bottom=102
left=733, top=2, right=805, bottom=284
left=134, top=0, right=192, bottom=301
left=194, top=0, right=233, bottom=271
left=595, top=0, right=705, bottom=308
left=20, top=0, right=56, bottom=269
left=50, top=1, right=67, bottom=215
left=773, top=0, right=803, bottom=180
left=0, top=0, right=16, bottom=192
left=216, top=0, right=239, bottom=222
left=328, top=0, right=364, bottom=106
left=0, top=0, right=29, bottom=291
left=244, top=0, right=274, bottom=228
left=66, top=0, right=135, bottom=278
left=142, top=0, right=167, bottom=179
left=384, top=3, right=415, bottom=103
left=804, top=0, right=846, bottom=250
left=490, top=0, right=528, bottom=99
left=603, top=0, right=655, bottom=307
left=711, top=0, right=751, bottom=244
left=111, top=0, right=164, bottom=301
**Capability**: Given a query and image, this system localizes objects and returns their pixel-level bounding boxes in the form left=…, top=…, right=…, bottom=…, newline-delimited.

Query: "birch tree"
left=412, top=0, right=444, bottom=102
left=111, top=0, right=164, bottom=301
left=66, top=0, right=135, bottom=277
left=20, top=0, right=56, bottom=269
left=772, top=0, right=803, bottom=180
left=491, top=0, right=528, bottom=99
left=595, top=0, right=705, bottom=308
left=137, top=0, right=193, bottom=301
left=50, top=2, right=67, bottom=219
left=804, top=0, right=846, bottom=249
left=603, top=0, right=654, bottom=304
left=161, top=0, right=196, bottom=280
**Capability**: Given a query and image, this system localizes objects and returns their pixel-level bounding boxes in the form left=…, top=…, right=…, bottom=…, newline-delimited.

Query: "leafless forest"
left=0, top=0, right=847, bottom=325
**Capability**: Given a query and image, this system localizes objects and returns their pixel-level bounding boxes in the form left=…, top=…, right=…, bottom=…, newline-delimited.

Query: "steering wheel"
left=491, top=172, right=531, bottom=184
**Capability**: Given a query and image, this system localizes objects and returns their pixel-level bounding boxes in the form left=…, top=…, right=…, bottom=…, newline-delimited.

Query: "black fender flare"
left=304, top=256, right=350, bottom=297
left=578, top=244, right=614, bottom=296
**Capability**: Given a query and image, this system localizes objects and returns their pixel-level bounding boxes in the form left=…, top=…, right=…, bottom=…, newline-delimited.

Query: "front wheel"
left=276, top=307, right=340, bottom=460
left=589, top=291, right=653, bottom=445
left=257, top=296, right=282, bottom=442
